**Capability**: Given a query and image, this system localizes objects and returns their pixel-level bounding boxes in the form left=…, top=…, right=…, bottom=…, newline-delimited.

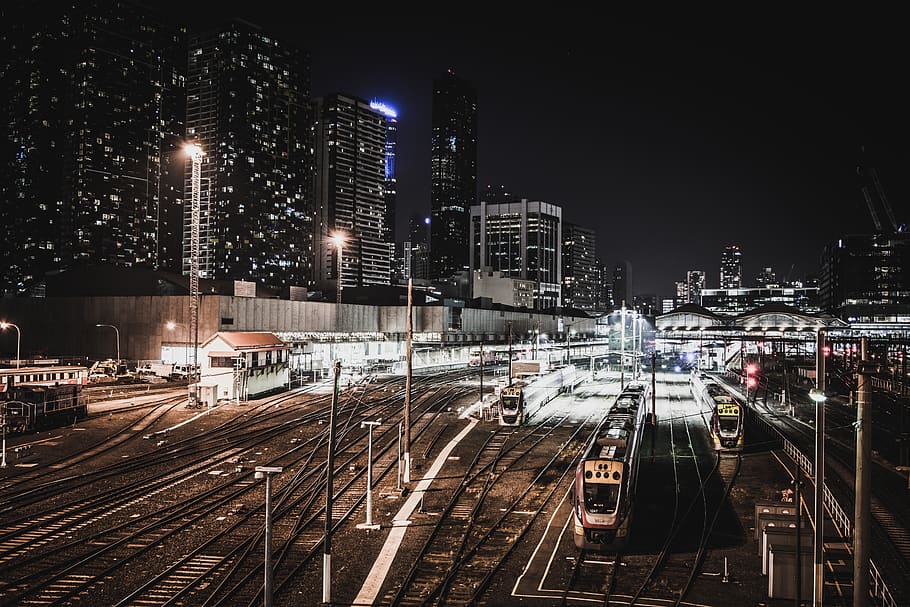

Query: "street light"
left=254, top=465, right=283, bottom=607
left=95, top=323, right=120, bottom=370
left=357, top=419, right=382, bottom=531
left=332, top=232, right=346, bottom=305
left=810, top=328, right=827, bottom=607
left=0, top=321, right=20, bottom=369
left=185, top=142, right=204, bottom=407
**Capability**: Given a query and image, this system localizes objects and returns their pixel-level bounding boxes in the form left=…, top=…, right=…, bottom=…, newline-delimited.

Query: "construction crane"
left=857, top=145, right=900, bottom=233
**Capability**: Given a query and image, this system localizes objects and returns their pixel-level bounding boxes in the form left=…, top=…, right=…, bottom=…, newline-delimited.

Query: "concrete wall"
left=0, top=295, right=596, bottom=365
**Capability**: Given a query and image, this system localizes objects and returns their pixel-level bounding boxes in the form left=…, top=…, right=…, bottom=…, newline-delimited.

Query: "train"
left=468, top=348, right=497, bottom=367
left=690, top=370, right=744, bottom=451
left=498, top=364, right=576, bottom=426
left=572, top=380, right=650, bottom=551
left=0, top=365, right=89, bottom=433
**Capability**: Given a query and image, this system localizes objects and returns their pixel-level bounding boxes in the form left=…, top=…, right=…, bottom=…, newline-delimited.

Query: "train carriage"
left=690, top=370, right=744, bottom=451
left=0, top=365, right=89, bottom=433
left=572, top=383, right=648, bottom=551
left=498, top=364, right=575, bottom=426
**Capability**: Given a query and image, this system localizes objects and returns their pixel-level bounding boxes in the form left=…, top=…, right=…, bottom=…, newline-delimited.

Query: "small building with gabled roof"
left=199, top=331, right=289, bottom=402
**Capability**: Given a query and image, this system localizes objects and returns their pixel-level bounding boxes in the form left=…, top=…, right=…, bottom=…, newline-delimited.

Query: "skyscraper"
left=0, top=2, right=185, bottom=295
left=612, top=261, right=632, bottom=309
left=686, top=270, right=706, bottom=304
left=369, top=100, right=398, bottom=247
left=430, top=68, right=477, bottom=281
left=313, top=93, right=390, bottom=291
left=470, top=199, right=562, bottom=309
left=720, top=245, right=742, bottom=289
left=185, top=20, right=312, bottom=292
left=562, top=222, right=597, bottom=311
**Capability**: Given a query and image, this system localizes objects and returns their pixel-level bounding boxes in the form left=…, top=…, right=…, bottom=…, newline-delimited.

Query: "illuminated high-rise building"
left=686, top=270, right=706, bottom=304
left=430, top=68, right=477, bottom=280
left=185, top=20, right=313, bottom=291
left=470, top=199, right=562, bottom=309
left=0, top=2, right=185, bottom=295
left=720, top=245, right=742, bottom=288
left=562, top=222, right=597, bottom=311
left=313, top=93, right=390, bottom=290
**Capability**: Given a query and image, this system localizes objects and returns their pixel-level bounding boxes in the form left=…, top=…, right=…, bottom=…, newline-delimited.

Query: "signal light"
left=747, top=377, right=757, bottom=388
left=822, top=346, right=831, bottom=357
left=745, top=363, right=757, bottom=376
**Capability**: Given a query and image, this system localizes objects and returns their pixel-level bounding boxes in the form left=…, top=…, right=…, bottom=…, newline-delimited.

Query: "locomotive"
left=572, top=382, right=649, bottom=551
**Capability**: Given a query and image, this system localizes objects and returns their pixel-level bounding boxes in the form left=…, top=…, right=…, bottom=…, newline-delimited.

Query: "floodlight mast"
left=186, top=143, right=204, bottom=405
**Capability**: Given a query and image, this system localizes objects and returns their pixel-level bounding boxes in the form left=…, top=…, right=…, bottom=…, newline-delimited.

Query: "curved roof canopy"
left=656, top=303, right=849, bottom=334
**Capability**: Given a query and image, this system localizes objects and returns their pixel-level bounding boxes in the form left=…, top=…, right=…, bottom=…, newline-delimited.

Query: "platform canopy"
left=656, top=303, right=849, bottom=337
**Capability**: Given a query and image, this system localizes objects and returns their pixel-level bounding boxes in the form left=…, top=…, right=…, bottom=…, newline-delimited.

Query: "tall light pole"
left=620, top=301, right=626, bottom=389
left=810, top=329, right=826, bottom=607
left=0, top=322, right=20, bottom=369
left=185, top=143, right=204, bottom=406
left=324, top=361, right=341, bottom=604
left=95, top=323, right=120, bottom=370
left=357, top=419, right=382, bottom=531
left=255, top=465, right=283, bottom=607
left=332, top=232, right=345, bottom=305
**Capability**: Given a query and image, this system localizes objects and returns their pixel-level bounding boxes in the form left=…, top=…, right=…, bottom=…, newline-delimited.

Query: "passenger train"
left=0, top=365, right=89, bottom=433
left=498, top=364, right=576, bottom=426
left=572, top=380, right=650, bottom=551
left=690, top=370, right=744, bottom=451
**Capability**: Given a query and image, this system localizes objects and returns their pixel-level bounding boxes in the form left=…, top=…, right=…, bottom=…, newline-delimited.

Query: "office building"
left=675, top=281, right=688, bottom=308
left=562, top=222, right=597, bottom=311
left=430, top=68, right=477, bottom=280
left=612, top=261, right=631, bottom=309
left=313, top=93, right=390, bottom=291
left=686, top=270, right=706, bottom=304
left=755, top=266, right=779, bottom=287
left=0, top=2, right=185, bottom=296
left=185, top=20, right=313, bottom=292
left=470, top=199, right=562, bottom=309
left=819, top=232, right=910, bottom=326
left=594, top=258, right=613, bottom=313
left=700, top=286, right=820, bottom=315
left=720, top=245, right=742, bottom=288
left=370, top=100, right=398, bottom=252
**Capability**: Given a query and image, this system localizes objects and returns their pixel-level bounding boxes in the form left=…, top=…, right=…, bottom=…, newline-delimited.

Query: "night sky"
left=160, top=9, right=909, bottom=296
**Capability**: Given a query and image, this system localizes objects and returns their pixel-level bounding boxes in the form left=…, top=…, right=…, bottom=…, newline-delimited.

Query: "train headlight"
left=612, top=471, right=621, bottom=480
left=585, top=471, right=593, bottom=479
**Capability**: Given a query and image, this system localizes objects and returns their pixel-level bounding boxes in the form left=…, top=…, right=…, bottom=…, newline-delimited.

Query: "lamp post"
left=620, top=301, right=626, bottom=389
left=324, top=360, right=341, bottom=604
left=1, top=403, right=8, bottom=468
left=810, top=329, right=827, bottom=607
left=357, top=419, right=382, bottom=530
left=95, top=323, right=120, bottom=370
left=0, top=322, right=20, bottom=369
left=332, top=232, right=346, bottom=305
left=255, top=466, right=283, bottom=607
left=185, top=143, right=204, bottom=406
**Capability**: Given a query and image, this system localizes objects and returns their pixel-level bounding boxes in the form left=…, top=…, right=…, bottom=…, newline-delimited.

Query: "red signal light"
left=745, top=363, right=757, bottom=376
left=822, top=346, right=831, bottom=357
left=746, top=377, right=757, bottom=388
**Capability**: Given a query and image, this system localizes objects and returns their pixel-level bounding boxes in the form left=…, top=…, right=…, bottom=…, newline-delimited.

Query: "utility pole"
left=813, top=329, right=826, bottom=607
left=479, top=339, right=484, bottom=407
left=403, top=278, right=412, bottom=484
left=507, top=321, right=512, bottom=387
left=620, top=301, right=626, bottom=389
left=855, top=337, right=872, bottom=607
left=323, top=361, right=341, bottom=605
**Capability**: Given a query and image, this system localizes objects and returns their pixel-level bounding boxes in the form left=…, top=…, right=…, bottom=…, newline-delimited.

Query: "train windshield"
left=500, top=394, right=521, bottom=411
left=583, top=482, right=620, bottom=514
left=718, top=415, right=739, bottom=433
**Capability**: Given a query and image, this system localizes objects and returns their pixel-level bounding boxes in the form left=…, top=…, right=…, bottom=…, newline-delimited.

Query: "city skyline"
left=5, top=6, right=908, bottom=299
left=256, top=15, right=907, bottom=295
